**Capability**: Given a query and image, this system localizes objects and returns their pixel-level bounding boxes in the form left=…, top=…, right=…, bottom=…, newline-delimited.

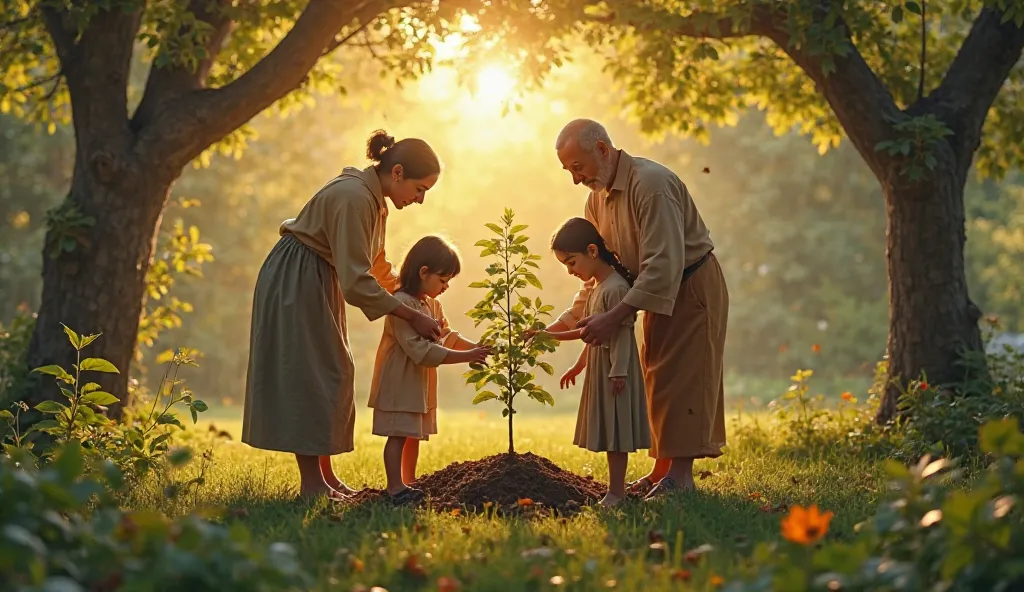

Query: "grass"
left=123, top=409, right=887, bottom=591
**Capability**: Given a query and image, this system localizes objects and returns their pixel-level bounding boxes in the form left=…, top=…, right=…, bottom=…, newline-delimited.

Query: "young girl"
left=531, top=217, right=651, bottom=507
left=368, top=235, right=491, bottom=505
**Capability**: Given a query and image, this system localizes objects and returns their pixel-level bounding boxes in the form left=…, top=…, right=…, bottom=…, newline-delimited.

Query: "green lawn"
left=126, top=409, right=886, bottom=591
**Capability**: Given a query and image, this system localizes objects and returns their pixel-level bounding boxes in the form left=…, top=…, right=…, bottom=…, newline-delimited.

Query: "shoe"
left=389, top=486, right=426, bottom=506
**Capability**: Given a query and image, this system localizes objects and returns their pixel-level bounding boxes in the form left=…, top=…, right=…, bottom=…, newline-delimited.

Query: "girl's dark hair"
left=366, top=129, right=441, bottom=180
left=551, top=217, right=635, bottom=286
left=399, top=235, right=462, bottom=296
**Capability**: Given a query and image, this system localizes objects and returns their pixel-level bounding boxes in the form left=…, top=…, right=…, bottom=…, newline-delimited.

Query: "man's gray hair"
left=555, top=119, right=614, bottom=152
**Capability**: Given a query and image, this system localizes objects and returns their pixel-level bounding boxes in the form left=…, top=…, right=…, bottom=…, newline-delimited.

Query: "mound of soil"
left=347, top=452, right=605, bottom=515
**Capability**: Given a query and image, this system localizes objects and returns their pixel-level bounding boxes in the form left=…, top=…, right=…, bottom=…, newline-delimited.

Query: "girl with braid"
left=527, top=217, right=651, bottom=507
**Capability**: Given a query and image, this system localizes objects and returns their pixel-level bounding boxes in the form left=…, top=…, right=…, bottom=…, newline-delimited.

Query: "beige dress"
left=242, top=167, right=401, bottom=457
left=574, top=273, right=651, bottom=453
left=368, top=292, right=461, bottom=440
left=559, top=151, right=729, bottom=460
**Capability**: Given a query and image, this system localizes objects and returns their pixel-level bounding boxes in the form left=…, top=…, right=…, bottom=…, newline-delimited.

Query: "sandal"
left=627, top=477, right=655, bottom=497
left=389, top=487, right=426, bottom=507
left=644, top=477, right=690, bottom=500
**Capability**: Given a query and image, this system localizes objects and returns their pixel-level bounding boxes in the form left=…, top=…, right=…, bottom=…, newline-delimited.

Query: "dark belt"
left=682, top=250, right=712, bottom=282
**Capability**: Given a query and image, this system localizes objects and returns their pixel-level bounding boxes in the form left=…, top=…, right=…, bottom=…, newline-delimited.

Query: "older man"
left=546, top=119, right=729, bottom=497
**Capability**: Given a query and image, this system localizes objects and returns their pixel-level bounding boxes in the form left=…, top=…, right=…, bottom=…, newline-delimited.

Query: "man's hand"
left=578, top=309, right=623, bottom=345
left=410, top=310, right=442, bottom=341
left=611, top=377, right=626, bottom=395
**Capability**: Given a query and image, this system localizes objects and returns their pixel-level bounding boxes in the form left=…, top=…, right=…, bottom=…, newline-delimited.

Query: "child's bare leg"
left=296, top=454, right=332, bottom=498
left=384, top=436, right=408, bottom=495
left=601, top=452, right=628, bottom=506
left=318, top=456, right=355, bottom=495
left=401, top=438, right=420, bottom=485
left=645, top=458, right=671, bottom=483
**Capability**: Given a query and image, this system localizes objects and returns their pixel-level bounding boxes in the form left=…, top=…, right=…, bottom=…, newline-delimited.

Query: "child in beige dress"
left=368, top=235, right=492, bottom=505
left=530, top=218, right=651, bottom=507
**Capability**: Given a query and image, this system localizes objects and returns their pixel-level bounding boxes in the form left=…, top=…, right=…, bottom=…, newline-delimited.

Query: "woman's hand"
left=523, top=329, right=546, bottom=342
left=611, top=377, right=626, bottom=395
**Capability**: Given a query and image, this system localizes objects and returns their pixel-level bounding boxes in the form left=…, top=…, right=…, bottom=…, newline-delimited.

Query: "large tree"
left=575, top=0, right=1024, bottom=422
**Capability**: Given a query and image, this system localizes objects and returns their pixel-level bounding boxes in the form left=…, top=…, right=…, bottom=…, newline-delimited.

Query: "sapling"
left=465, top=209, right=559, bottom=454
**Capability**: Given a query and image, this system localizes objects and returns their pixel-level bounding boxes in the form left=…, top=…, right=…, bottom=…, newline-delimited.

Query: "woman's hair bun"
left=366, top=129, right=396, bottom=162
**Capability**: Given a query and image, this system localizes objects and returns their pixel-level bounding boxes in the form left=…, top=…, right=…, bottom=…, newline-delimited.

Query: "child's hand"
left=560, top=365, right=582, bottom=389
left=523, top=329, right=545, bottom=342
left=611, top=377, right=626, bottom=395
left=464, top=345, right=492, bottom=365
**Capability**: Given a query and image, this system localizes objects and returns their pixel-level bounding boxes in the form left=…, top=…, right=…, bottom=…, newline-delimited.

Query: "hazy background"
left=2, top=47, right=1022, bottom=419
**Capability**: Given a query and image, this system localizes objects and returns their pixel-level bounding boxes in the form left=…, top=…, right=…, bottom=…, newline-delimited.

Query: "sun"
left=474, top=64, right=517, bottom=106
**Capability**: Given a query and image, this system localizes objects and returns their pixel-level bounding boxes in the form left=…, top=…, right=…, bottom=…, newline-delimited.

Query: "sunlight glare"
left=474, top=64, right=517, bottom=106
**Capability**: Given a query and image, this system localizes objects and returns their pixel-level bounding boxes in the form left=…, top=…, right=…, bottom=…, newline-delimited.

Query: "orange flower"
left=672, top=569, right=691, bottom=582
left=350, top=558, right=365, bottom=573
left=710, top=575, right=725, bottom=587
left=811, top=344, right=822, bottom=354
left=778, top=344, right=788, bottom=353
left=450, top=509, right=462, bottom=517
left=781, top=504, right=833, bottom=545
left=919, top=381, right=929, bottom=390
left=841, top=392, right=855, bottom=402
left=437, top=576, right=461, bottom=592
left=517, top=498, right=534, bottom=506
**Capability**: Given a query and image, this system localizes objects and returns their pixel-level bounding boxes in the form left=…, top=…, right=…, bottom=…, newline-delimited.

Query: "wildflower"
left=437, top=576, right=460, bottom=592
left=812, top=344, right=822, bottom=354
left=672, top=569, right=691, bottom=582
left=450, top=509, right=461, bottom=517
left=841, top=392, right=855, bottom=402
left=919, top=381, right=929, bottom=390
left=781, top=504, right=833, bottom=545
left=710, top=575, right=725, bottom=587
left=517, top=498, right=534, bottom=507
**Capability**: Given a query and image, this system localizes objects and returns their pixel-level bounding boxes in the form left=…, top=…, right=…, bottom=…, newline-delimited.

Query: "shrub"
left=0, top=441, right=311, bottom=591
left=0, top=309, right=34, bottom=405
left=895, top=346, right=1024, bottom=462
left=724, top=417, right=1024, bottom=592
left=3, top=325, right=207, bottom=480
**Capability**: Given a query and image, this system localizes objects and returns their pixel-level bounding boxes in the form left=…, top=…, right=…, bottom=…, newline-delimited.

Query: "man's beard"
left=585, top=159, right=615, bottom=191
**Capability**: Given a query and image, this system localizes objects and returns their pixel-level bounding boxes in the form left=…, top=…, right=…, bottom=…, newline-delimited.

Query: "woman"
left=242, top=130, right=443, bottom=500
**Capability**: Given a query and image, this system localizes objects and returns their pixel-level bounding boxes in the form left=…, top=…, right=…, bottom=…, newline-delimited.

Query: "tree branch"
left=613, top=1, right=901, bottom=177
left=40, top=4, right=141, bottom=149
left=926, top=6, right=1024, bottom=169
left=136, top=0, right=396, bottom=175
left=756, top=2, right=902, bottom=178
left=133, top=0, right=234, bottom=129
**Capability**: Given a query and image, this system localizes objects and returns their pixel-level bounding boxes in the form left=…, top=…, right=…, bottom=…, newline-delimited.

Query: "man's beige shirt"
left=559, top=151, right=714, bottom=328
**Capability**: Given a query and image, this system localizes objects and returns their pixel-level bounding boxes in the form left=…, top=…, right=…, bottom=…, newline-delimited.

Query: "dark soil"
left=346, top=452, right=605, bottom=515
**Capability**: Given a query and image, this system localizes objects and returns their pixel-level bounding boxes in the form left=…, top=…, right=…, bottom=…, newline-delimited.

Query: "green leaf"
left=80, top=358, right=119, bottom=373
left=468, top=281, right=490, bottom=289
left=510, top=224, right=528, bottom=234
left=53, top=442, right=84, bottom=481
left=979, top=418, right=1024, bottom=455
left=149, top=433, right=172, bottom=453
left=473, top=391, right=499, bottom=404
left=0, top=410, right=14, bottom=422
left=81, top=382, right=102, bottom=394
left=33, top=365, right=73, bottom=382
left=157, top=413, right=184, bottom=429
left=26, top=419, right=61, bottom=435
left=191, top=400, right=208, bottom=412
left=34, top=400, right=67, bottom=414
left=61, top=324, right=82, bottom=349
left=168, top=447, right=193, bottom=466
left=892, top=5, right=904, bottom=23
left=538, top=361, right=555, bottom=375
left=79, top=333, right=100, bottom=349
left=523, top=274, right=543, bottom=289
left=941, top=543, right=973, bottom=580
left=904, top=1, right=922, bottom=15
left=81, top=391, right=119, bottom=406
left=485, top=223, right=504, bottom=236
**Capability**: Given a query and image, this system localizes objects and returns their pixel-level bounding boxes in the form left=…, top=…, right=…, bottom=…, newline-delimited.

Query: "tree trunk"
left=876, top=149, right=985, bottom=423
left=25, top=145, right=172, bottom=420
